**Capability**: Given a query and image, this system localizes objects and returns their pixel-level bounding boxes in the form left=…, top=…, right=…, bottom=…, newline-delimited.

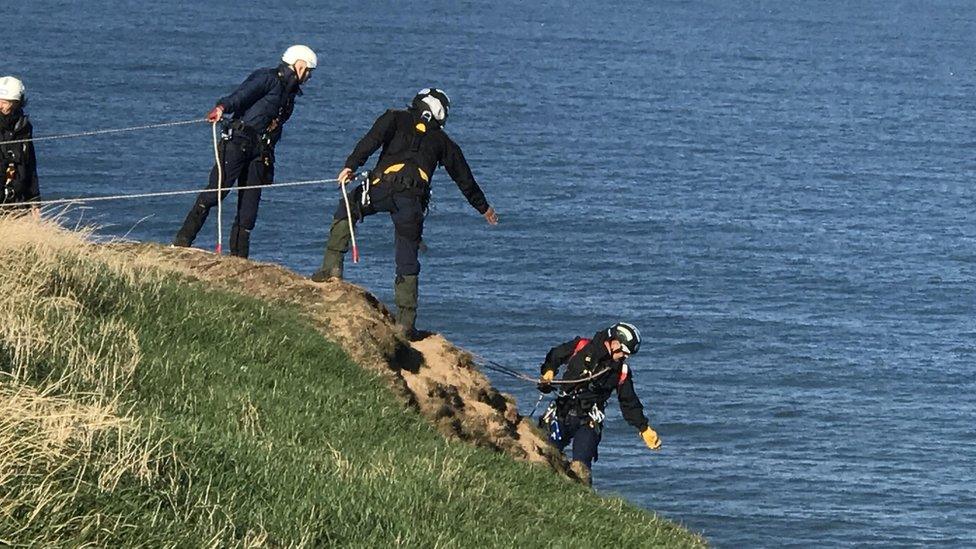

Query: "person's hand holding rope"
left=537, top=370, right=555, bottom=393
left=206, top=105, right=224, bottom=123
left=337, top=167, right=354, bottom=185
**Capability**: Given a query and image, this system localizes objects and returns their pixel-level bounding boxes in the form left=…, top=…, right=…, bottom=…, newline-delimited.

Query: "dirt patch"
left=117, top=244, right=577, bottom=480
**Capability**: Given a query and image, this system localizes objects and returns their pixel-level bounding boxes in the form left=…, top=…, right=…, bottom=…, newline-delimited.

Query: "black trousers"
left=332, top=179, right=425, bottom=276
left=554, top=414, right=602, bottom=470
left=188, top=135, right=271, bottom=234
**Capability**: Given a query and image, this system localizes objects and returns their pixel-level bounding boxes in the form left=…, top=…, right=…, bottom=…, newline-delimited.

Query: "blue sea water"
left=8, top=1, right=976, bottom=546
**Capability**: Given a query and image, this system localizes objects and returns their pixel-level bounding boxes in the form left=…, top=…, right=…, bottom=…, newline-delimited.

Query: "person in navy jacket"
left=173, top=45, right=317, bottom=257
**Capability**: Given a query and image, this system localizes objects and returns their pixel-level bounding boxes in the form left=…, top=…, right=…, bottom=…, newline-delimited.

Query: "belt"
left=227, top=120, right=261, bottom=143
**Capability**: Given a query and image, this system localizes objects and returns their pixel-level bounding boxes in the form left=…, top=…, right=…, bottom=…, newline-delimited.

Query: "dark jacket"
left=216, top=63, right=302, bottom=146
left=541, top=330, right=649, bottom=431
left=0, top=110, right=39, bottom=202
left=342, top=108, right=490, bottom=214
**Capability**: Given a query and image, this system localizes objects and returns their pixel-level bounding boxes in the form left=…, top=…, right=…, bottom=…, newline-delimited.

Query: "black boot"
left=311, top=218, right=352, bottom=281
left=229, top=225, right=251, bottom=258
left=173, top=203, right=209, bottom=247
left=394, top=274, right=419, bottom=339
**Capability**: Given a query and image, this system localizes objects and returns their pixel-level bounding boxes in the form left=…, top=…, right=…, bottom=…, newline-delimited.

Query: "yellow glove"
left=640, top=426, right=662, bottom=450
left=538, top=370, right=556, bottom=393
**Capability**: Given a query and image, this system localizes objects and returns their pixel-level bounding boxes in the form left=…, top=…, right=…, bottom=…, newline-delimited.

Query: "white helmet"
left=411, top=88, right=451, bottom=124
left=282, top=45, right=318, bottom=69
left=0, top=76, right=25, bottom=102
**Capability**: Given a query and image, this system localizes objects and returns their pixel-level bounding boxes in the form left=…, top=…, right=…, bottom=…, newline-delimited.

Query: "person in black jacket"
left=0, top=76, right=39, bottom=207
left=173, top=45, right=318, bottom=257
left=311, top=88, right=498, bottom=337
left=538, top=322, right=662, bottom=480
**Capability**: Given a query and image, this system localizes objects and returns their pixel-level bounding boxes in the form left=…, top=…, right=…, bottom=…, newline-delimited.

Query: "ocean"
left=8, top=1, right=976, bottom=545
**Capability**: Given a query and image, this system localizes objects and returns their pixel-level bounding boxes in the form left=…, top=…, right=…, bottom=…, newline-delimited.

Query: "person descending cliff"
left=538, top=322, right=662, bottom=483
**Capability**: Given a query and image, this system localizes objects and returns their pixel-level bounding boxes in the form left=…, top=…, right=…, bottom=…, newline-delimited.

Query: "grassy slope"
left=0, top=227, right=704, bottom=546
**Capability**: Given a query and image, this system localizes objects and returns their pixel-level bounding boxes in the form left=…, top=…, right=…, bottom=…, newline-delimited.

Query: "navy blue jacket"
left=216, top=63, right=302, bottom=146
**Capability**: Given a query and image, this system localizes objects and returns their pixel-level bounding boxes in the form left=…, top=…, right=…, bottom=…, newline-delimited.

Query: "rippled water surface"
left=9, top=1, right=976, bottom=545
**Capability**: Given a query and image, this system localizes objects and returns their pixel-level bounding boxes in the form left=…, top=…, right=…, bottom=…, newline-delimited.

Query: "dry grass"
left=0, top=212, right=172, bottom=544
left=0, top=384, right=167, bottom=544
left=0, top=212, right=146, bottom=398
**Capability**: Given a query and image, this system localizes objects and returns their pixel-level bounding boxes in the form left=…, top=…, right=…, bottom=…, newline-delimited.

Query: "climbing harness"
left=476, top=336, right=632, bottom=429
left=540, top=402, right=561, bottom=443
left=539, top=399, right=606, bottom=444
left=2, top=164, right=15, bottom=203
left=587, top=404, right=606, bottom=426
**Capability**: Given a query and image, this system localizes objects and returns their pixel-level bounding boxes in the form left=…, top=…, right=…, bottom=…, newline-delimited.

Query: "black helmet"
left=608, top=322, right=641, bottom=355
left=411, top=88, right=451, bottom=125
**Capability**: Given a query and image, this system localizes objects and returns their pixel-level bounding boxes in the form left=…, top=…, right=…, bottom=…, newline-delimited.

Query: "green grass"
left=1, top=245, right=704, bottom=546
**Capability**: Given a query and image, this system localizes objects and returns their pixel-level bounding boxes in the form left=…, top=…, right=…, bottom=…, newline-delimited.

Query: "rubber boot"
left=173, top=203, right=208, bottom=247
left=311, top=218, right=351, bottom=281
left=229, top=224, right=240, bottom=256
left=394, top=274, right=419, bottom=339
left=229, top=225, right=251, bottom=258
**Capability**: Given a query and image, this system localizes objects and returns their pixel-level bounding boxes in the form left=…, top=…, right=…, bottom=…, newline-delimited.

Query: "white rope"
left=0, top=178, right=340, bottom=209
left=212, top=122, right=223, bottom=254
left=0, top=118, right=209, bottom=146
left=340, top=178, right=359, bottom=263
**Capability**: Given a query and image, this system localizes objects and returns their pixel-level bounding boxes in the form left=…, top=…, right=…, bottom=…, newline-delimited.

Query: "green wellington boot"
left=311, top=218, right=352, bottom=282
left=394, top=274, right=419, bottom=338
